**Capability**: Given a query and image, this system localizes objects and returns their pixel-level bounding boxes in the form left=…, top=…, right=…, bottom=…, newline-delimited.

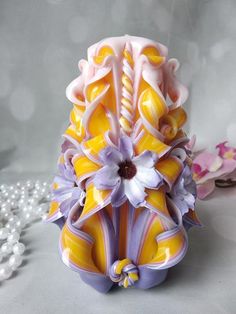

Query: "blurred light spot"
left=0, top=42, right=11, bottom=67
left=212, top=215, right=236, bottom=243
left=153, top=5, right=172, bottom=32
left=111, top=0, right=128, bottom=24
left=0, top=127, right=17, bottom=151
left=9, top=87, right=35, bottom=121
left=43, top=44, right=70, bottom=67
left=46, top=0, right=63, bottom=4
left=210, top=39, right=232, bottom=61
left=180, top=62, right=194, bottom=86
left=187, top=41, right=199, bottom=63
left=0, top=73, right=11, bottom=98
left=68, top=16, right=88, bottom=44
left=140, top=0, right=153, bottom=5
left=227, top=123, right=236, bottom=146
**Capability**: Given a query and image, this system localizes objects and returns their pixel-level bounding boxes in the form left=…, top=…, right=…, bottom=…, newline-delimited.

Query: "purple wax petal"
left=94, top=165, right=119, bottom=190
left=111, top=180, right=127, bottom=207
left=99, top=146, right=123, bottom=165
left=119, top=135, right=134, bottom=160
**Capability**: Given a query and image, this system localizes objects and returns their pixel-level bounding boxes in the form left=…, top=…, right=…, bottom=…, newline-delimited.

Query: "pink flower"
left=192, top=149, right=236, bottom=199
left=216, top=141, right=236, bottom=160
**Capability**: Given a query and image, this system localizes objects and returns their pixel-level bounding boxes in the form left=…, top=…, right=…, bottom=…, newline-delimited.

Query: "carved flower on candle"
left=47, top=36, right=200, bottom=293
left=93, top=135, right=163, bottom=208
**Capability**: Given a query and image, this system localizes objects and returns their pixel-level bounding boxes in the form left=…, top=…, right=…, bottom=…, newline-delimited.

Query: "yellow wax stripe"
left=65, top=124, right=85, bottom=143
left=156, top=156, right=183, bottom=187
left=60, top=223, right=99, bottom=273
left=119, top=116, right=132, bottom=134
left=81, top=213, right=107, bottom=274
left=79, top=183, right=111, bottom=221
left=93, top=46, right=115, bottom=65
left=52, top=182, right=59, bottom=190
left=142, top=46, right=165, bottom=66
left=139, top=87, right=167, bottom=129
left=81, top=133, right=111, bottom=162
left=87, top=104, right=112, bottom=137
left=138, top=215, right=165, bottom=265
left=47, top=201, right=59, bottom=218
left=123, top=49, right=134, bottom=67
left=123, top=277, right=129, bottom=288
left=150, top=230, right=185, bottom=264
left=118, top=202, right=129, bottom=259
left=73, top=155, right=100, bottom=181
left=115, top=258, right=131, bottom=275
left=86, top=81, right=108, bottom=103
left=129, top=273, right=138, bottom=281
left=122, top=74, right=133, bottom=94
left=134, top=129, right=170, bottom=156
left=64, top=105, right=85, bottom=143
left=169, top=107, right=187, bottom=129
left=145, top=188, right=171, bottom=219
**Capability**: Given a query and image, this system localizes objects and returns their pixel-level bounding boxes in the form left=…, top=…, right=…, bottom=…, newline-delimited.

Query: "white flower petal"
left=94, top=165, right=119, bottom=189
left=123, top=177, right=147, bottom=207
left=136, top=166, right=162, bottom=188
left=132, top=151, right=157, bottom=168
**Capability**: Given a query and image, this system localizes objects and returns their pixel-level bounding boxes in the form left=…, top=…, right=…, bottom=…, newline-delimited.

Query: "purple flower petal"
left=99, top=146, right=123, bottom=165
left=94, top=165, right=119, bottom=190
left=119, top=135, right=133, bottom=160
left=123, top=177, right=147, bottom=207
left=111, top=180, right=127, bottom=207
left=136, top=167, right=163, bottom=189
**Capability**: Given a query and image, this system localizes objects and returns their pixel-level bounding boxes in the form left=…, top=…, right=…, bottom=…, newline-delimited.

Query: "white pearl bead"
left=22, top=212, right=31, bottom=223
left=3, top=191, right=9, bottom=199
left=9, top=254, right=23, bottom=270
left=2, top=212, right=13, bottom=220
left=10, top=200, right=18, bottom=209
left=0, top=184, right=7, bottom=190
left=10, top=226, right=22, bottom=234
left=7, top=232, right=20, bottom=244
left=0, top=265, right=13, bottom=281
left=28, top=198, right=37, bottom=206
left=45, top=193, right=51, bottom=201
left=9, top=185, right=15, bottom=191
left=42, top=213, right=48, bottom=221
left=18, top=198, right=27, bottom=208
left=0, top=227, right=9, bottom=240
left=13, top=242, right=25, bottom=255
left=1, top=202, right=11, bottom=213
left=1, top=242, right=13, bottom=255
left=26, top=180, right=34, bottom=190
left=15, top=219, right=25, bottom=230
left=35, top=204, right=48, bottom=216
left=8, top=215, right=18, bottom=224
left=16, top=182, right=21, bottom=188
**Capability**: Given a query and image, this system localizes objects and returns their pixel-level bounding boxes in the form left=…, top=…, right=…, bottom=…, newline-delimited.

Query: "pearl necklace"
left=0, top=180, right=51, bottom=282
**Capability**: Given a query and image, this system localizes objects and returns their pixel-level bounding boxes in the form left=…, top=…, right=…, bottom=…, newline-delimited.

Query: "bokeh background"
left=1, top=0, right=236, bottom=175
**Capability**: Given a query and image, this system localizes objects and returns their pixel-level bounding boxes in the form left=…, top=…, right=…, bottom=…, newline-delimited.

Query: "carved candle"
left=47, top=35, right=200, bottom=293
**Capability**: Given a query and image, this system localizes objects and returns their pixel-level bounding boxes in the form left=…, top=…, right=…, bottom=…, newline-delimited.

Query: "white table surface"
left=0, top=172, right=236, bottom=314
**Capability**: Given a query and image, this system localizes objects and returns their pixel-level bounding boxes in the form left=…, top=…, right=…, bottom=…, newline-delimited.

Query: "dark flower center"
left=118, top=160, right=137, bottom=179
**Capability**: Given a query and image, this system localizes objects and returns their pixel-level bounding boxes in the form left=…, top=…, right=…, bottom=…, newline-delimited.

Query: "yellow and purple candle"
left=47, top=35, right=200, bottom=293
